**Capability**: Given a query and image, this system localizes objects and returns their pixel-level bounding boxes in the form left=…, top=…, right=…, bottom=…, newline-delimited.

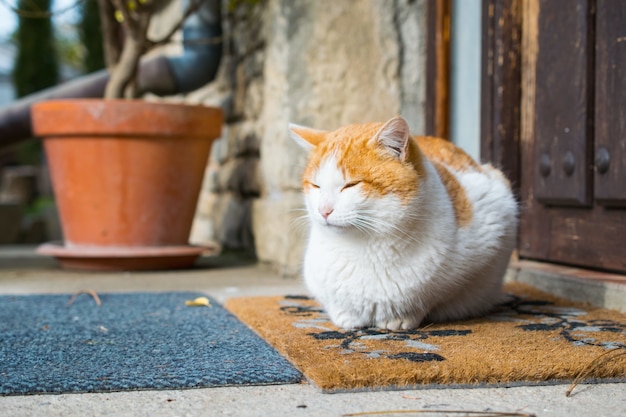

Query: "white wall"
left=450, top=0, right=482, bottom=161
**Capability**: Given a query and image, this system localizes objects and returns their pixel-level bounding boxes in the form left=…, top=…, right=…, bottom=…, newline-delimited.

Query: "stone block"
left=243, top=77, right=264, bottom=121
left=210, top=134, right=229, bottom=165
left=214, top=157, right=260, bottom=196
left=231, top=3, right=265, bottom=57
left=397, top=0, right=427, bottom=134
left=189, top=214, right=218, bottom=248
left=192, top=191, right=254, bottom=250
left=0, top=165, right=39, bottom=205
left=241, top=158, right=262, bottom=197
left=232, top=63, right=248, bottom=118
left=225, top=120, right=261, bottom=158
left=0, top=203, right=23, bottom=244
left=252, top=192, right=308, bottom=277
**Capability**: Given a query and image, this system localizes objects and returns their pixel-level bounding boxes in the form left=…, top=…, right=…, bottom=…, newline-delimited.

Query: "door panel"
left=532, top=0, right=593, bottom=206
left=594, top=0, right=626, bottom=206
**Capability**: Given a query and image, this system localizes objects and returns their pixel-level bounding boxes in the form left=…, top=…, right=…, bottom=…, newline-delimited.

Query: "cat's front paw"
left=376, top=317, right=421, bottom=331
left=329, top=310, right=369, bottom=330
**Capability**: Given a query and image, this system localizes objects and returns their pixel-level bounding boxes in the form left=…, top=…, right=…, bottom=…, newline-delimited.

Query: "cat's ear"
left=374, top=116, right=411, bottom=161
left=289, top=123, right=327, bottom=152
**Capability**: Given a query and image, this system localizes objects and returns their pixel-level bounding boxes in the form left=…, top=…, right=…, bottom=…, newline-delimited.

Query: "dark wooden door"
left=519, top=0, right=626, bottom=273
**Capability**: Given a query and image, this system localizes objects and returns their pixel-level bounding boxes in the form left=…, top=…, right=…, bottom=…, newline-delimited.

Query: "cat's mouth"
left=323, top=219, right=341, bottom=228
left=322, top=219, right=350, bottom=231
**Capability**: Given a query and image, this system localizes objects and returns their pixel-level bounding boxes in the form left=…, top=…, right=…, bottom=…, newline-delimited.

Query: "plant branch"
left=104, top=36, right=144, bottom=98
left=98, top=0, right=121, bottom=70
left=146, top=0, right=205, bottom=48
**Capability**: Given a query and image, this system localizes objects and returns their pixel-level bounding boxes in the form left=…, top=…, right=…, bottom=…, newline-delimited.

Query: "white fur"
left=297, top=137, right=518, bottom=331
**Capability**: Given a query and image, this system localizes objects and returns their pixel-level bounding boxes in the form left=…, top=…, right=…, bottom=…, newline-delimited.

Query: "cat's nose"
left=319, top=207, right=334, bottom=220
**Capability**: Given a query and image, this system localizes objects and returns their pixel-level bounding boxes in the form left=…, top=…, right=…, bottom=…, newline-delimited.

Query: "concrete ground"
left=1, top=247, right=625, bottom=417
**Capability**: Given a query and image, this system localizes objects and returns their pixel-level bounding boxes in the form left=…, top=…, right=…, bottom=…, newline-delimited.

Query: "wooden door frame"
left=425, top=0, right=451, bottom=139
left=480, top=0, right=522, bottom=196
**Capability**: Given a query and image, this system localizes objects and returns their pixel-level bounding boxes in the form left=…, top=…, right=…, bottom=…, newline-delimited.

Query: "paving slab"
left=1, top=382, right=625, bottom=417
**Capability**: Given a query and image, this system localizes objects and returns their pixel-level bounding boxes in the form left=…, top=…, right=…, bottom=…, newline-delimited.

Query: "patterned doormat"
left=226, top=283, right=626, bottom=392
left=0, top=292, right=302, bottom=395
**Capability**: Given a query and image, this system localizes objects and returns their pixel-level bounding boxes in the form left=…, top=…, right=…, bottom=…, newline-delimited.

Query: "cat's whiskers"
left=290, top=214, right=310, bottom=228
left=288, top=208, right=312, bottom=238
left=352, top=213, right=423, bottom=247
left=356, top=208, right=428, bottom=229
left=349, top=218, right=376, bottom=239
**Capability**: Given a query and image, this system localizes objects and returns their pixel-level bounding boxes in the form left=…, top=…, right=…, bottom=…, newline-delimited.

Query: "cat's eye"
left=305, top=180, right=320, bottom=189
left=341, top=181, right=361, bottom=191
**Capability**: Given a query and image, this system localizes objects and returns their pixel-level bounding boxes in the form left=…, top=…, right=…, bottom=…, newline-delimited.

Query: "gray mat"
left=0, top=292, right=302, bottom=395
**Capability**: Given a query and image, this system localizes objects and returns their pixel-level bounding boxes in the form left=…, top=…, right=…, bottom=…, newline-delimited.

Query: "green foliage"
left=56, top=33, right=84, bottom=74
left=12, top=0, right=60, bottom=98
left=23, top=196, right=56, bottom=217
left=80, top=0, right=106, bottom=72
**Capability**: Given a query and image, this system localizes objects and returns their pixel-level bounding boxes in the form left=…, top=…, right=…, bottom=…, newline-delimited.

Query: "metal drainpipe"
left=0, top=0, right=222, bottom=148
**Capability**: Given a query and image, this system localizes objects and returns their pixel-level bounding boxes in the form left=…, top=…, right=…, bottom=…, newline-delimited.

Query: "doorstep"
left=506, top=258, right=626, bottom=313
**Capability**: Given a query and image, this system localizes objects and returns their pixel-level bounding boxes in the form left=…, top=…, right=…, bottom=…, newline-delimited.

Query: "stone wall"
left=188, top=1, right=266, bottom=253
left=190, top=0, right=428, bottom=276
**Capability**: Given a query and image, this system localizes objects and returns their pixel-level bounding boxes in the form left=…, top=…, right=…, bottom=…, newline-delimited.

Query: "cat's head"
left=289, top=116, right=424, bottom=234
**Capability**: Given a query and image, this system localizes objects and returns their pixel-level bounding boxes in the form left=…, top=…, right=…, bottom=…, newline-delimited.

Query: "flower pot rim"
left=31, top=98, right=223, bottom=138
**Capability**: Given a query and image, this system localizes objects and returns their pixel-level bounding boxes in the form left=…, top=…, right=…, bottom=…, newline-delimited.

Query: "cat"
left=289, top=116, right=518, bottom=330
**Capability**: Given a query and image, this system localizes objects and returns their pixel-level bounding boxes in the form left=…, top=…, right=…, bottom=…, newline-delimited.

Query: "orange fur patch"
left=432, top=162, right=474, bottom=227
left=301, top=123, right=424, bottom=203
left=291, top=126, right=328, bottom=147
left=416, top=136, right=481, bottom=172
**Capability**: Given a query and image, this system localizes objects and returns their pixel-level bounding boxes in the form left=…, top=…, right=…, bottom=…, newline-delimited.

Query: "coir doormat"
left=0, top=292, right=302, bottom=395
left=226, top=283, right=626, bottom=392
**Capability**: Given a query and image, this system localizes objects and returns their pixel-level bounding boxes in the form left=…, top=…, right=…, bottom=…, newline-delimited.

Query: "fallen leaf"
left=185, top=297, right=211, bottom=307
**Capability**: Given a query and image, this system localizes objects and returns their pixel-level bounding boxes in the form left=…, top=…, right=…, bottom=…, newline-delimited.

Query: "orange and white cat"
left=290, top=116, right=518, bottom=330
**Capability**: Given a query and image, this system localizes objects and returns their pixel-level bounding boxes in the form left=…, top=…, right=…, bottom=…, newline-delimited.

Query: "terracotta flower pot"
left=31, top=99, right=223, bottom=271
